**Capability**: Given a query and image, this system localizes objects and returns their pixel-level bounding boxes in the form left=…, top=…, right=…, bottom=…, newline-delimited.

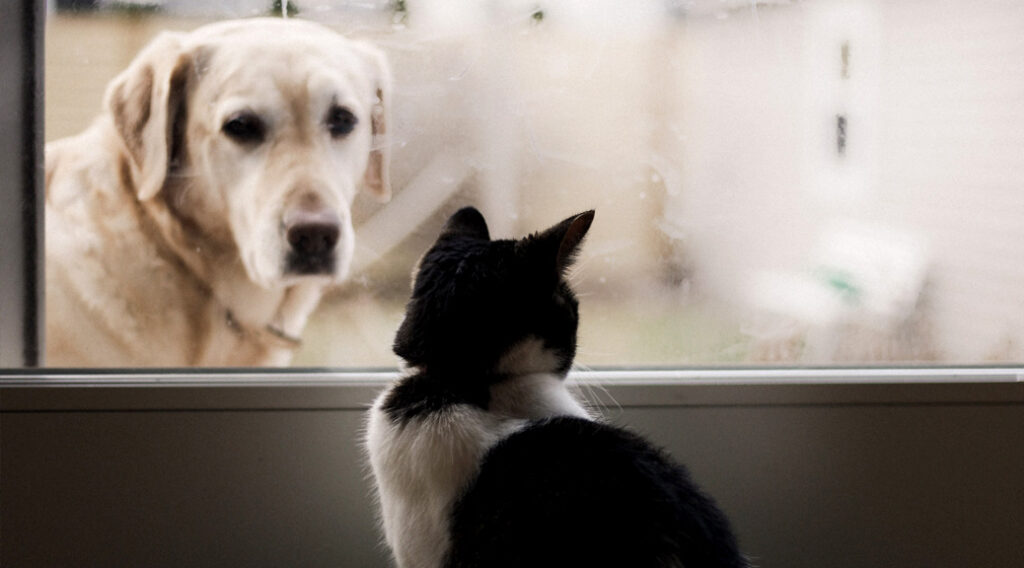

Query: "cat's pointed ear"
left=544, top=210, right=595, bottom=273
left=440, top=207, right=490, bottom=241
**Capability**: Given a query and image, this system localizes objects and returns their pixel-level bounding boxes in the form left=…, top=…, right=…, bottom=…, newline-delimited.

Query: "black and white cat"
left=366, top=207, right=747, bottom=568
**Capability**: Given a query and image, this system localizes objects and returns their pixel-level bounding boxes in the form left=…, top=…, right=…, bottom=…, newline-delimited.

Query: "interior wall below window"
left=2, top=378, right=1021, bottom=567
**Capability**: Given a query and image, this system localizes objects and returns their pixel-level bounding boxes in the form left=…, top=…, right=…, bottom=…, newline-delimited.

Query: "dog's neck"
left=219, top=279, right=325, bottom=350
left=224, top=306, right=302, bottom=351
left=198, top=256, right=326, bottom=359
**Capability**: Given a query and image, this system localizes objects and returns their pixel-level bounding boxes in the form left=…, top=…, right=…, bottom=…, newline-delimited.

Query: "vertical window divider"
left=0, top=0, right=44, bottom=367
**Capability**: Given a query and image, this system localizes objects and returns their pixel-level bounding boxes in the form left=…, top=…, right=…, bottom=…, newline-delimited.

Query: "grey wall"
left=2, top=409, right=384, bottom=567
left=2, top=375, right=1022, bottom=567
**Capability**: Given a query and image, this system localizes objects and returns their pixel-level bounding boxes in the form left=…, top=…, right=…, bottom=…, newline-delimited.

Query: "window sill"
left=1, top=367, right=1020, bottom=412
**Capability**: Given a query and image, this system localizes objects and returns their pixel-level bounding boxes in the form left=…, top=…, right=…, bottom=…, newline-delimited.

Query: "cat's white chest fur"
left=365, top=371, right=590, bottom=568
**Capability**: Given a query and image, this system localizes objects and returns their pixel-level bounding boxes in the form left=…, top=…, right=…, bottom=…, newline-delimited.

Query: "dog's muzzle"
left=283, top=207, right=341, bottom=276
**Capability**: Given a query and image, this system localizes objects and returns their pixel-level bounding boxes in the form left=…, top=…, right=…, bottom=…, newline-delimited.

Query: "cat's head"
left=394, top=207, right=595, bottom=377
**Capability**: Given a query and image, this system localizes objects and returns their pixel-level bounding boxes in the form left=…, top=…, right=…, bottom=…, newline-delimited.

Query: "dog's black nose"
left=287, top=222, right=340, bottom=257
left=283, top=207, right=342, bottom=275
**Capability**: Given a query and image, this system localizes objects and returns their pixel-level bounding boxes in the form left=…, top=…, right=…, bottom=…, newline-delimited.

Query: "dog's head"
left=105, top=18, right=391, bottom=288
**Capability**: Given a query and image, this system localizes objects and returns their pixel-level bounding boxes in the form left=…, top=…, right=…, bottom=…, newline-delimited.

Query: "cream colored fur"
left=45, top=18, right=391, bottom=366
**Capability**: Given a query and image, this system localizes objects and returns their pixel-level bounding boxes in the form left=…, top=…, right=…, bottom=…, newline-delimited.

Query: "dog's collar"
left=224, top=309, right=303, bottom=350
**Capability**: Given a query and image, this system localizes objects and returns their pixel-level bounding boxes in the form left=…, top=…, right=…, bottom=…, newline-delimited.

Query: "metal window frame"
left=1, top=368, right=1021, bottom=412
left=2, top=0, right=1022, bottom=399
left=0, top=0, right=43, bottom=368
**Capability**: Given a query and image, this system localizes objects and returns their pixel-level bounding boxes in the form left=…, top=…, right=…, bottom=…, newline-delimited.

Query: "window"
left=6, top=0, right=1024, bottom=368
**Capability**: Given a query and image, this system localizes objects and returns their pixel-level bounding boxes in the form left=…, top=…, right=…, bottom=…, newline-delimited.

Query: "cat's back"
left=446, top=416, right=747, bottom=568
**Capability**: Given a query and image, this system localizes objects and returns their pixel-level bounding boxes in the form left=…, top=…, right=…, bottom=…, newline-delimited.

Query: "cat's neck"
left=495, top=337, right=570, bottom=376
left=388, top=364, right=589, bottom=423
left=488, top=371, right=592, bottom=421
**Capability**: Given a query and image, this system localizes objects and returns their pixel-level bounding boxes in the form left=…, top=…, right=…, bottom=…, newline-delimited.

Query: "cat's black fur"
left=449, top=416, right=744, bottom=568
left=370, top=207, right=747, bottom=568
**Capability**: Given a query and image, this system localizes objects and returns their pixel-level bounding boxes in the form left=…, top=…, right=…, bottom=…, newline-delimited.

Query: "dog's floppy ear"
left=105, top=31, right=194, bottom=202
left=352, top=41, right=392, bottom=203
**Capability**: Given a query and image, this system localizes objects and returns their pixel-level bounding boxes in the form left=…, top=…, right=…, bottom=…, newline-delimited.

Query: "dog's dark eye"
left=326, top=106, right=358, bottom=138
left=222, top=112, right=265, bottom=144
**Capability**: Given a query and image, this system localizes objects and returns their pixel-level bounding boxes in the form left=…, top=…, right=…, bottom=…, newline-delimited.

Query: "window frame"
left=0, top=0, right=43, bottom=368
left=2, top=0, right=1022, bottom=404
left=1, top=367, right=1022, bottom=412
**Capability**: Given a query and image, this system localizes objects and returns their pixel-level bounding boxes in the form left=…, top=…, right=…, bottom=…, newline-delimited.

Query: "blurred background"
left=45, top=0, right=1024, bottom=367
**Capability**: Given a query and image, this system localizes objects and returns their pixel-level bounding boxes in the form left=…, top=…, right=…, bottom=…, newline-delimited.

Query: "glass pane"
left=43, top=0, right=1024, bottom=367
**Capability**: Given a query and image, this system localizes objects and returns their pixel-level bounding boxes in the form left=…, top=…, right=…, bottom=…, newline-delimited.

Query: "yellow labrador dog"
left=45, top=18, right=391, bottom=366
